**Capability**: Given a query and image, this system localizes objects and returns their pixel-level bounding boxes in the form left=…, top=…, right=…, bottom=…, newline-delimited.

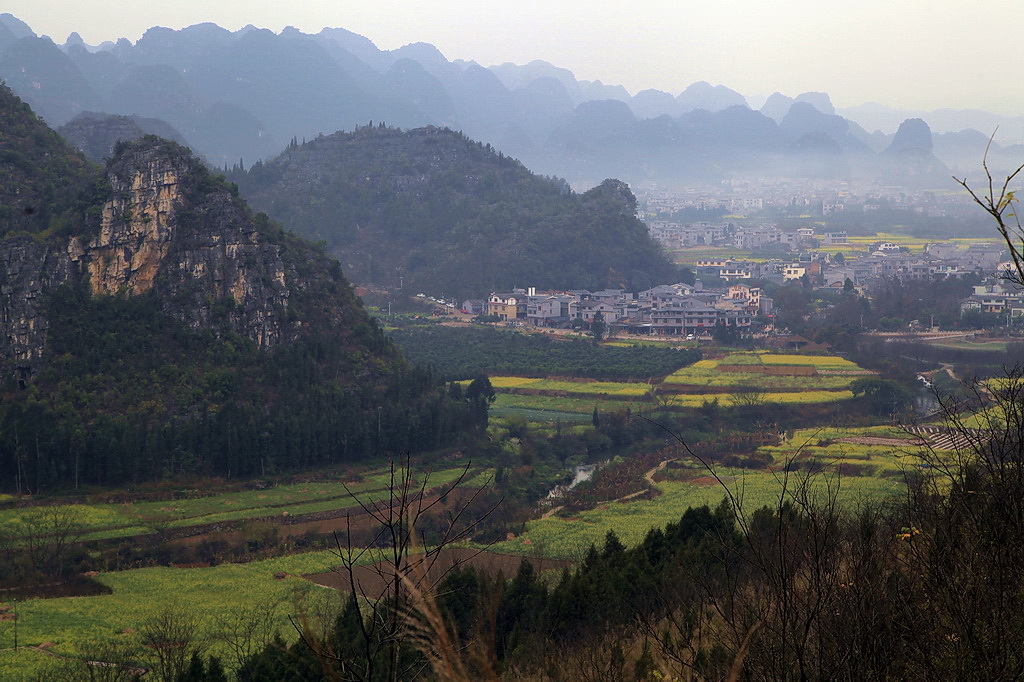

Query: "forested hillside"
left=0, top=85, right=478, bottom=492
left=231, top=125, right=681, bottom=296
left=0, top=82, right=105, bottom=237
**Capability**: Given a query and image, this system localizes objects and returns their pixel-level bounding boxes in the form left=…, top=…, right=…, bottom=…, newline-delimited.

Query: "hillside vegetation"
left=232, top=125, right=681, bottom=295
left=0, top=85, right=479, bottom=492
left=0, top=82, right=105, bottom=239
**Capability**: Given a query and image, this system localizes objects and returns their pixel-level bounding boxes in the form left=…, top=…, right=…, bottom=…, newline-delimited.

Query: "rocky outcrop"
left=1, top=136, right=297, bottom=376
left=0, top=237, right=74, bottom=373
left=0, top=84, right=449, bottom=490
left=81, top=138, right=291, bottom=349
left=85, top=146, right=184, bottom=296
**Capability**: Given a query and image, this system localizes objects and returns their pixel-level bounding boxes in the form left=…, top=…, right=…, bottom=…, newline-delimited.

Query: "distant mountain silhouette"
left=631, top=89, right=683, bottom=119
left=0, top=13, right=1009, bottom=185
left=794, top=92, right=835, bottom=115
left=934, top=128, right=1001, bottom=172
left=879, top=118, right=949, bottom=184
left=58, top=111, right=189, bottom=161
left=0, top=36, right=101, bottom=124
left=886, top=118, right=934, bottom=154
left=676, top=81, right=748, bottom=112
left=491, top=59, right=584, bottom=101
left=761, top=92, right=795, bottom=122
left=0, top=13, right=34, bottom=40
left=779, top=102, right=872, bottom=155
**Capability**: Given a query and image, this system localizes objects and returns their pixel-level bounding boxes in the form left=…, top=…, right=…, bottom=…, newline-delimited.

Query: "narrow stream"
left=547, top=463, right=599, bottom=500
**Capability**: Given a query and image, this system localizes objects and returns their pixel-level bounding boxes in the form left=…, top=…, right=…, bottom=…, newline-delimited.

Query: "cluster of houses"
left=462, top=284, right=772, bottom=336
left=449, top=221, right=1020, bottom=334
left=647, top=222, right=844, bottom=251
left=960, top=279, right=1024, bottom=320
left=454, top=275, right=1024, bottom=337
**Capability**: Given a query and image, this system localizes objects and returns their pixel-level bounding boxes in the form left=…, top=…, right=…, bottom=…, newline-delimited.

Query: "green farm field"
left=0, top=466, right=472, bottom=542
left=0, top=550, right=348, bottom=679
left=758, top=353, right=862, bottom=367
left=491, top=469, right=906, bottom=561
left=926, top=339, right=1011, bottom=351
left=492, top=393, right=635, bottom=415
left=488, top=376, right=651, bottom=396
left=759, top=426, right=925, bottom=477
left=490, top=424, right=925, bottom=560
left=662, top=367, right=854, bottom=392
left=661, top=352, right=870, bottom=393
left=846, top=233, right=997, bottom=249
left=602, top=338, right=697, bottom=349
left=669, top=390, right=855, bottom=406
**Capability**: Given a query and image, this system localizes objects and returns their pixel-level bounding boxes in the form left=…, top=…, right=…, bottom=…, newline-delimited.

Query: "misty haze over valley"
left=2, top=10, right=1023, bottom=192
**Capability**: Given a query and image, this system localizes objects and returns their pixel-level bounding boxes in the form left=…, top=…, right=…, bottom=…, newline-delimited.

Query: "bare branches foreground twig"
left=953, top=131, right=1024, bottom=286
left=290, top=455, right=500, bottom=681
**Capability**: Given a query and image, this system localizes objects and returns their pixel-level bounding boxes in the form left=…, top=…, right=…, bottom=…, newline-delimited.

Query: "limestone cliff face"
left=86, top=149, right=183, bottom=296
left=2, top=137, right=298, bottom=375
left=81, top=138, right=292, bottom=349
left=1, top=237, right=75, bottom=372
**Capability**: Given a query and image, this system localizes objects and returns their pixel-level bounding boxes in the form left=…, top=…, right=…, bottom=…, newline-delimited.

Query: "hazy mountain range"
left=2, top=12, right=1023, bottom=186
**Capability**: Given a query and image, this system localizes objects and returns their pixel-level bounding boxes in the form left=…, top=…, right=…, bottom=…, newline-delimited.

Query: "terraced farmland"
left=669, top=390, right=855, bottom=406
left=481, top=351, right=871, bottom=416
left=662, top=352, right=872, bottom=392
left=489, top=376, right=651, bottom=397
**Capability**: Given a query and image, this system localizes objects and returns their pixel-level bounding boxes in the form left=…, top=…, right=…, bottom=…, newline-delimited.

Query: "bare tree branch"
left=953, top=130, right=1024, bottom=286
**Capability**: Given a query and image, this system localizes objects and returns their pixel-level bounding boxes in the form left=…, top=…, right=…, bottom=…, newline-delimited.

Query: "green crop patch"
left=0, top=466, right=471, bottom=541
left=0, top=550, right=351, bottom=678
left=491, top=469, right=905, bottom=561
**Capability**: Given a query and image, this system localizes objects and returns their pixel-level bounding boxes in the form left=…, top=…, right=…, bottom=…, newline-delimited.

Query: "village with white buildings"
left=468, top=283, right=761, bottom=338
left=427, top=178, right=1024, bottom=335
left=450, top=218, right=1024, bottom=336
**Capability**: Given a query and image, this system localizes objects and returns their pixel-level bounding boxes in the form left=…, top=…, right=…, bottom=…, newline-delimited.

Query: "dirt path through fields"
left=541, top=505, right=563, bottom=519
left=611, top=457, right=676, bottom=503
left=645, top=458, right=674, bottom=485
left=543, top=457, right=676, bottom=517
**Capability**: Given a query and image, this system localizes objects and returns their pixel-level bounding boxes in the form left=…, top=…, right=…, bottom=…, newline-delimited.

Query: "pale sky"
left=5, top=0, right=1021, bottom=115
